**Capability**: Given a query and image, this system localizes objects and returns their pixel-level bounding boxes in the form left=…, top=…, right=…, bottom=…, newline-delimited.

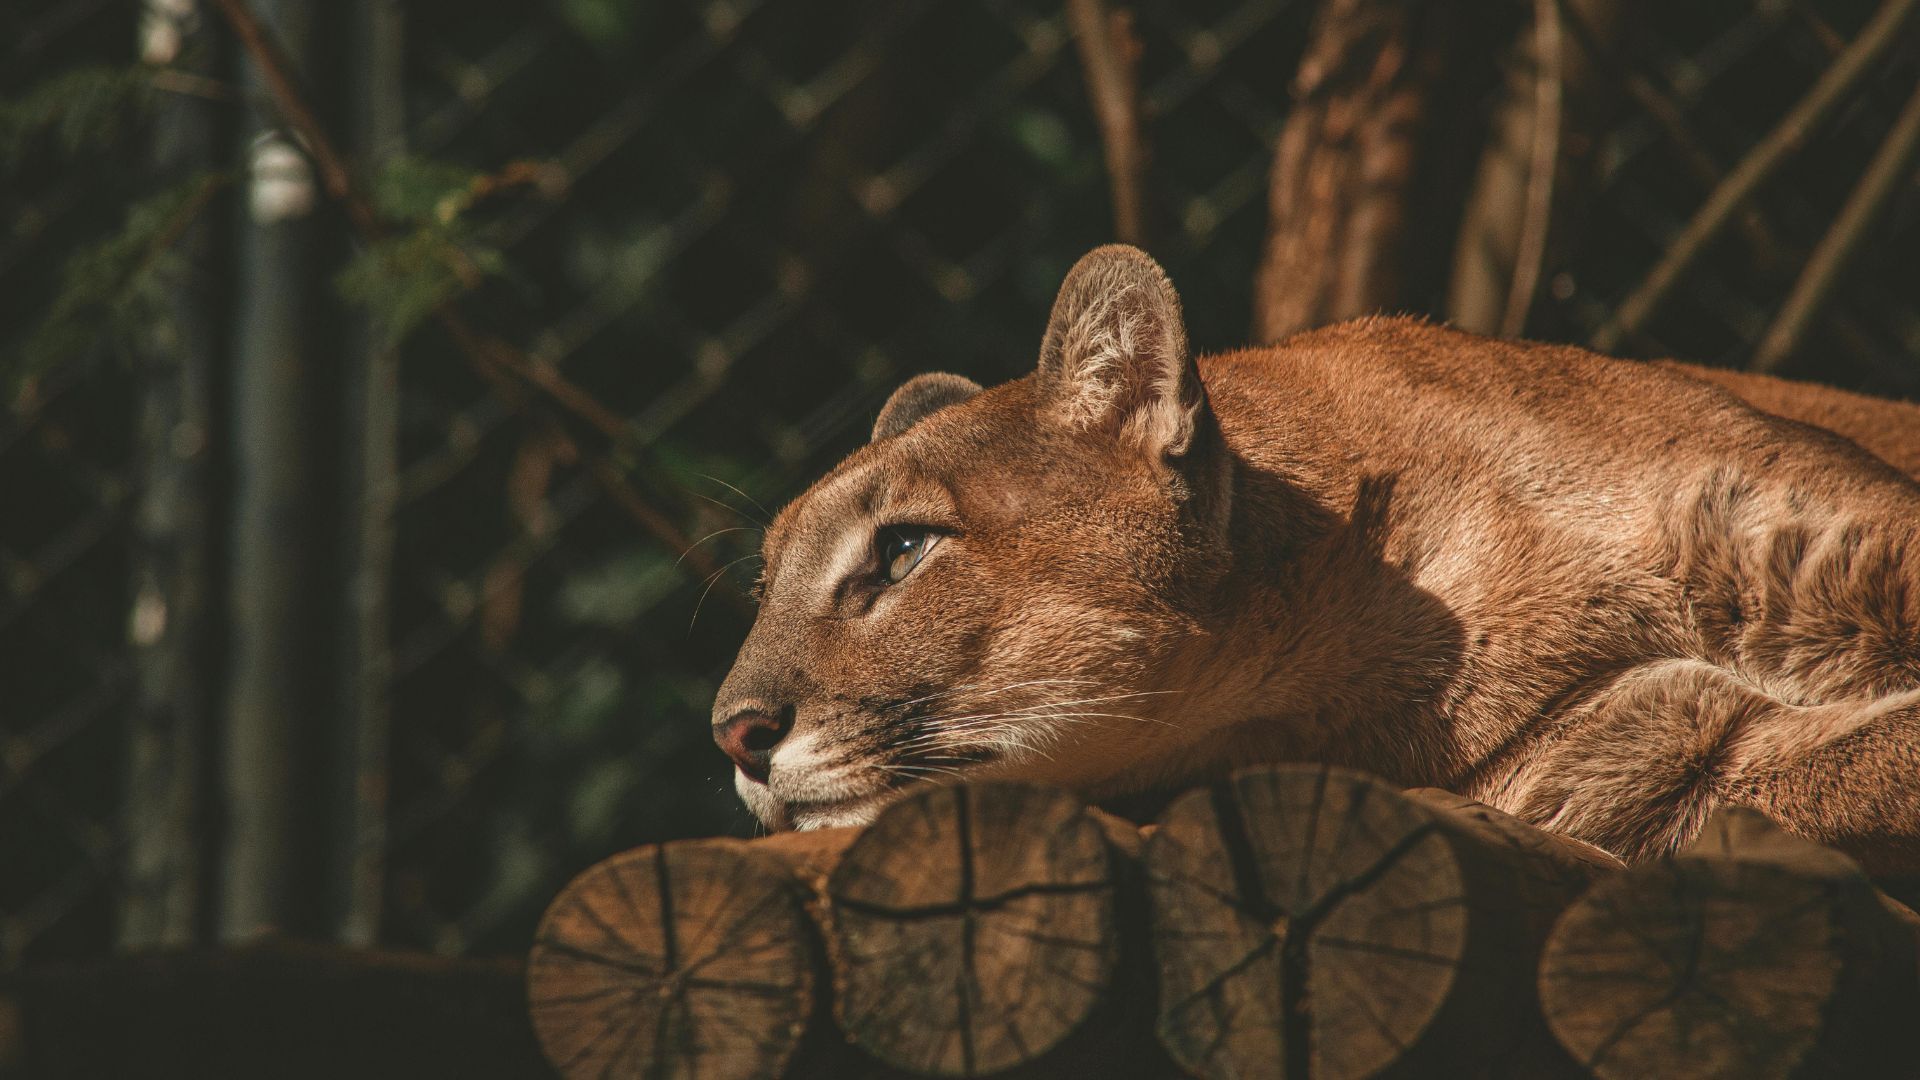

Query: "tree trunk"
left=1252, top=0, right=1494, bottom=341
left=1144, top=764, right=1616, bottom=1080
left=121, top=0, right=225, bottom=951
left=222, top=0, right=331, bottom=941
left=326, top=0, right=405, bottom=948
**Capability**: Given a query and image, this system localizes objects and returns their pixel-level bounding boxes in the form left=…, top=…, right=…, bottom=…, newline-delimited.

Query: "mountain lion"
left=712, top=245, right=1920, bottom=875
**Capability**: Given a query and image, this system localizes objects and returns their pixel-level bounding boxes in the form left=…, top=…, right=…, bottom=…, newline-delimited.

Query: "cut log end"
left=827, top=781, right=1120, bottom=1077
left=1146, top=765, right=1469, bottom=1080
left=1540, top=807, right=1920, bottom=1080
left=1540, top=856, right=1854, bottom=1079
left=1147, top=765, right=1610, bottom=1080
left=527, top=841, right=817, bottom=1080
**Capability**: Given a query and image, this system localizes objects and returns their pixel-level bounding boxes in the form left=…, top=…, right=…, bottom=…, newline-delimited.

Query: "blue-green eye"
left=878, top=527, right=937, bottom=584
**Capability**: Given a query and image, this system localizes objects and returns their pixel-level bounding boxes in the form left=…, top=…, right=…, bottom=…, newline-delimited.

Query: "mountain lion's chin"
left=781, top=794, right=895, bottom=832
left=742, top=767, right=939, bottom=832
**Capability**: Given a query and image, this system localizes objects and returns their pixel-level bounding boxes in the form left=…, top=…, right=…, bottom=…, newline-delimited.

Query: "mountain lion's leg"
left=1502, top=660, right=1920, bottom=873
left=1728, top=689, right=1920, bottom=876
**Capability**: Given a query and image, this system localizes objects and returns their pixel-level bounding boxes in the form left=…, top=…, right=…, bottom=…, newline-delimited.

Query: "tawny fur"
left=713, top=245, right=1920, bottom=875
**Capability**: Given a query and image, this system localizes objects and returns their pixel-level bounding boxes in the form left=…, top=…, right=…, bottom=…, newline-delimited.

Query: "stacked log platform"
left=528, top=765, right=1920, bottom=1079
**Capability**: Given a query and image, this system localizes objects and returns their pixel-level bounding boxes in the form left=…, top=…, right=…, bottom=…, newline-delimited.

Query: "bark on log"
left=1144, top=764, right=1617, bottom=1080
left=1538, top=806, right=1920, bottom=1080
left=823, top=781, right=1150, bottom=1077
left=528, top=836, right=844, bottom=1080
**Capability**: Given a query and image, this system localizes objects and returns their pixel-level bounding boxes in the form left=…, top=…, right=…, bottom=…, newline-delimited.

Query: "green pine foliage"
left=2, top=62, right=171, bottom=395
left=335, top=155, right=509, bottom=341
left=1, top=53, right=516, bottom=390
left=0, top=64, right=153, bottom=169
left=9, top=172, right=226, bottom=395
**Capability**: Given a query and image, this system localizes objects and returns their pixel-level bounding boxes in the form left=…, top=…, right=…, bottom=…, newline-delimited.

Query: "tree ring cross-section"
left=1146, top=764, right=1609, bottom=1080
left=526, top=840, right=818, bottom=1080
left=825, top=781, right=1121, bottom=1077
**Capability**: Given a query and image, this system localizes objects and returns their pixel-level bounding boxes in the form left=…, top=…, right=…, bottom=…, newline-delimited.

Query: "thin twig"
left=208, top=0, right=749, bottom=609
left=211, top=0, right=379, bottom=237
left=1550, top=0, right=1900, bottom=380
left=1067, top=0, right=1151, bottom=244
left=1752, top=79, right=1920, bottom=374
left=149, top=69, right=238, bottom=103
left=146, top=173, right=231, bottom=275
left=1550, top=0, right=1784, bottom=269
left=1592, top=0, right=1920, bottom=353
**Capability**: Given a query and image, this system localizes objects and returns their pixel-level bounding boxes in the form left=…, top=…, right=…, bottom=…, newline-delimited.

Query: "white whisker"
left=688, top=551, right=762, bottom=633
left=684, top=488, right=769, bottom=530
left=884, top=678, right=1101, bottom=714
left=674, top=526, right=761, bottom=568
left=693, top=472, right=775, bottom=526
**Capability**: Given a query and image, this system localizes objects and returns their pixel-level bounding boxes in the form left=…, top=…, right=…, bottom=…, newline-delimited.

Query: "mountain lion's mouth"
left=758, top=748, right=997, bottom=831
left=770, top=791, right=895, bottom=831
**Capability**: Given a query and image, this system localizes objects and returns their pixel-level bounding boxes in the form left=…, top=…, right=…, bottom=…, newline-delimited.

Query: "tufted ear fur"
left=872, top=372, right=983, bottom=442
left=1036, top=245, right=1204, bottom=458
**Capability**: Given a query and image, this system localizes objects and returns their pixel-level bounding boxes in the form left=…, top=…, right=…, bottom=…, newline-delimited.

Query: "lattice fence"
left=2, top=0, right=1915, bottom=968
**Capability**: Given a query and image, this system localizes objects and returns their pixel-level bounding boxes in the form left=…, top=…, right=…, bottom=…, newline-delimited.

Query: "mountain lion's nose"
left=714, top=707, right=790, bottom=784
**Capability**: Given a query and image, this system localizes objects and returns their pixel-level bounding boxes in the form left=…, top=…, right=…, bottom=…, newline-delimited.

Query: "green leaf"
left=333, top=156, right=516, bottom=340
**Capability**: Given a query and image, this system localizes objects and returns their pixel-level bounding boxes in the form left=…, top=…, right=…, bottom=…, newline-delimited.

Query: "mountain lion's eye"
left=878, top=527, right=938, bottom=584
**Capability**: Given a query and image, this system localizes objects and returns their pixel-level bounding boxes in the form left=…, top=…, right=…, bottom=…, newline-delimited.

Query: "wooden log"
left=1144, top=764, right=1618, bottom=1080
left=823, top=781, right=1141, bottom=1077
left=527, top=835, right=848, bottom=1080
left=0, top=941, right=539, bottom=1080
left=1538, top=806, right=1920, bottom=1080
left=528, top=787, right=1160, bottom=1079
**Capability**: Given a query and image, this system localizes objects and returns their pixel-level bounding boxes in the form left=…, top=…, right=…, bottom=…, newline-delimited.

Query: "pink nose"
left=714, top=709, right=789, bottom=784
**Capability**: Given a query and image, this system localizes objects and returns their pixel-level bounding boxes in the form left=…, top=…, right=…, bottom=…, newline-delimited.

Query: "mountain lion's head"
left=712, top=246, right=1241, bottom=830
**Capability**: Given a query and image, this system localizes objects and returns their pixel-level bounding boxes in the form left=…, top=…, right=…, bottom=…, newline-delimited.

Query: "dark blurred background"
left=1, top=0, right=1916, bottom=977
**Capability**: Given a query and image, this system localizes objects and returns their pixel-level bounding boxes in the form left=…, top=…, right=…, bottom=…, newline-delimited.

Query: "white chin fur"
left=787, top=798, right=889, bottom=831
left=735, top=766, right=906, bottom=832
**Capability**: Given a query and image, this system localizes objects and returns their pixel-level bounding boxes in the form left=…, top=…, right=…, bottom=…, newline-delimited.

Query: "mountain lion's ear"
left=1036, top=244, right=1203, bottom=457
left=872, top=373, right=983, bottom=442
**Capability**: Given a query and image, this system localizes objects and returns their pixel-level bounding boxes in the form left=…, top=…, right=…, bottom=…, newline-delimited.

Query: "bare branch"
left=1592, top=0, right=1920, bottom=353
left=210, top=0, right=377, bottom=236
left=1551, top=0, right=1787, bottom=270
left=1067, top=0, right=1150, bottom=245
left=1449, top=0, right=1587, bottom=336
left=1500, top=0, right=1562, bottom=337
left=1753, top=79, right=1920, bottom=374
